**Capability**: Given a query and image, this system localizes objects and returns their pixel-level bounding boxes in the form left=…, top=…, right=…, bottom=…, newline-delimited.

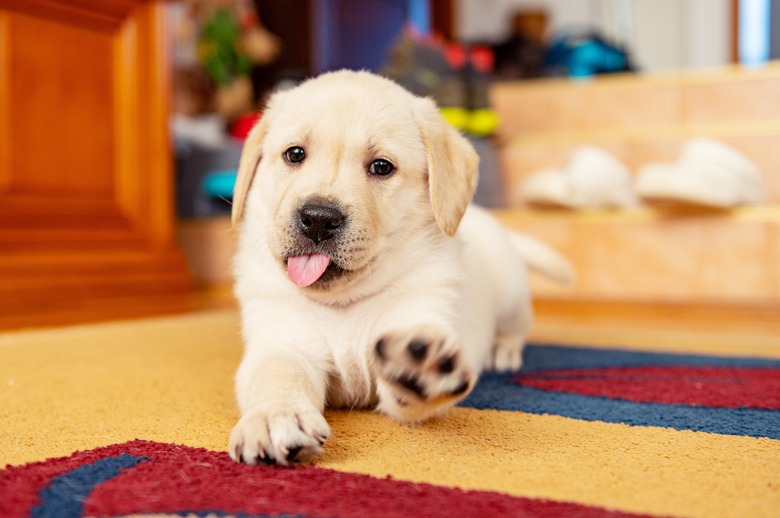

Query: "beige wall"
left=455, top=0, right=731, bottom=73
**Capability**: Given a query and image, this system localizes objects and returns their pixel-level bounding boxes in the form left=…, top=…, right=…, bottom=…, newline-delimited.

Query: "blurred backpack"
left=545, top=29, right=634, bottom=78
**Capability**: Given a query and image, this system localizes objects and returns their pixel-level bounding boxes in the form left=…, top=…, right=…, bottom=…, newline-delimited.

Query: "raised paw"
left=228, top=407, right=330, bottom=466
left=372, top=326, right=475, bottom=421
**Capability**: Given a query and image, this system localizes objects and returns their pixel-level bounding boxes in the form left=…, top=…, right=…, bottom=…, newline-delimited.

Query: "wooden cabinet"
left=0, top=0, right=194, bottom=329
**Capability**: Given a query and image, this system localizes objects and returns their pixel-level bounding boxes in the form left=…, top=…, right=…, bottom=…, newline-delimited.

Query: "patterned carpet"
left=1, top=310, right=778, bottom=517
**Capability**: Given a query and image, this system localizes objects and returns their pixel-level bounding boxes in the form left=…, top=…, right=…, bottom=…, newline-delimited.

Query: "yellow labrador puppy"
left=229, top=70, right=572, bottom=465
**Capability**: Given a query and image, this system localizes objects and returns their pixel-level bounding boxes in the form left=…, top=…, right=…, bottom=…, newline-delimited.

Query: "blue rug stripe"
left=31, top=453, right=149, bottom=518
left=523, top=344, right=780, bottom=372
left=464, top=372, right=780, bottom=439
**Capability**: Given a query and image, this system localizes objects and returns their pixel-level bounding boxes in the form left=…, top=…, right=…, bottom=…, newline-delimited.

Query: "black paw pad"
left=375, top=338, right=387, bottom=360
left=258, top=452, right=277, bottom=466
left=449, top=379, right=470, bottom=397
left=407, top=339, right=428, bottom=361
left=396, top=373, right=426, bottom=399
left=438, top=355, right=456, bottom=374
left=285, top=445, right=302, bottom=463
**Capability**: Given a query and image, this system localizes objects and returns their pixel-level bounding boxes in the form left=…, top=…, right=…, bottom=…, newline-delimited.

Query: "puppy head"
left=233, top=70, right=478, bottom=291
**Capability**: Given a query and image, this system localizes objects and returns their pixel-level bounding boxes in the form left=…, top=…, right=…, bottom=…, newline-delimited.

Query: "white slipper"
left=635, top=139, right=765, bottom=208
left=520, top=146, right=637, bottom=209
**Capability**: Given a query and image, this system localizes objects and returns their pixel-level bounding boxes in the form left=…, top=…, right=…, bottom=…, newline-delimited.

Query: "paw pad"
left=408, top=339, right=429, bottom=361
left=437, top=355, right=456, bottom=374
left=373, top=326, right=475, bottom=411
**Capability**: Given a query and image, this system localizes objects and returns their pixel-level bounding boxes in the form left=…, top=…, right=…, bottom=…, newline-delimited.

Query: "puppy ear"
left=231, top=115, right=269, bottom=225
left=416, top=98, right=479, bottom=236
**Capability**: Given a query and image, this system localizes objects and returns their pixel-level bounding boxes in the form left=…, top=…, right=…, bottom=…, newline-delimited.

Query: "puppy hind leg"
left=489, top=300, right=533, bottom=372
left=490, top=330, right=527, bottom=371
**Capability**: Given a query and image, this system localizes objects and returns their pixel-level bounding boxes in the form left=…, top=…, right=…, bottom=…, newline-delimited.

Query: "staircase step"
left=499, top=122, right=780, bottom=204
left=495, top=208, right=780, bottom=305
left=490, top=63, right=780, bottom=137
left=488, top=65, right=780, bottom=307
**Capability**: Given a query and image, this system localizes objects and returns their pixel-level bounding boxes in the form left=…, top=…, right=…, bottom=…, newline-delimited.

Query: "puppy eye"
left=369, top=159, right=395, bottom=177
left=284, top=146, right=306, bottom=164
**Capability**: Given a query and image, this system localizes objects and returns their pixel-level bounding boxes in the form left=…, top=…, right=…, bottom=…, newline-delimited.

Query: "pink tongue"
left=287, top=253, right=331, bottom=287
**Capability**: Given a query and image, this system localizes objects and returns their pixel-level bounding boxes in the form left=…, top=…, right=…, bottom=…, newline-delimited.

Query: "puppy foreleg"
left=230, top=351, right=330, bottom=466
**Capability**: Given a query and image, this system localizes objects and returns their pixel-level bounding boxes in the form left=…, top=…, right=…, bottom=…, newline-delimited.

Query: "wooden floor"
left=531, top=297, right=780, bottom=358
left=2, top=284, right=777, bottom=358
left=188, top=288, right=780, bottom=358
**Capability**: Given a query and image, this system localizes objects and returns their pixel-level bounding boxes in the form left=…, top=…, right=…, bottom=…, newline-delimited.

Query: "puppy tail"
left=509, top=233, right=576, bottom=284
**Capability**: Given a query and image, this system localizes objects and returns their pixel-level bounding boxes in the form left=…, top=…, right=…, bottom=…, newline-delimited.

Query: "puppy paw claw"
left=229, top=408, right=330, bottom=466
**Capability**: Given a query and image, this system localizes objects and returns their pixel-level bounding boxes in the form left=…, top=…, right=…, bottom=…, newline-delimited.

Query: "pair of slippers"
left=520, top=139, right=765, bottom=210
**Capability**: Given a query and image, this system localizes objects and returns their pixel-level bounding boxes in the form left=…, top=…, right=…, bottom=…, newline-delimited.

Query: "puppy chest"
left=322, top=321, right=377, bottom=408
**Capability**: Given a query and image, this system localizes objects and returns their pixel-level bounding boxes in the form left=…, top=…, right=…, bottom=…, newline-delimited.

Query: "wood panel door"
left=0, top=0, right=194, bottom=329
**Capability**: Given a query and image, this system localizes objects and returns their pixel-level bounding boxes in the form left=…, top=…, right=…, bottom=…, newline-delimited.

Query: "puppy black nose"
left=298, top=202, right=345, bottom=244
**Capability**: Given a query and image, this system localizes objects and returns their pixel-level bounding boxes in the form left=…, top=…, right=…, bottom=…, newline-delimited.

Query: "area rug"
left=1, top=310, right=778, bottom=517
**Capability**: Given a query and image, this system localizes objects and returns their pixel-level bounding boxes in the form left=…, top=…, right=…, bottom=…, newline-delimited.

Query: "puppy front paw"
left=372, top=325, right=475, bottom=422
left=229, top=407, right=330, bottom=466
